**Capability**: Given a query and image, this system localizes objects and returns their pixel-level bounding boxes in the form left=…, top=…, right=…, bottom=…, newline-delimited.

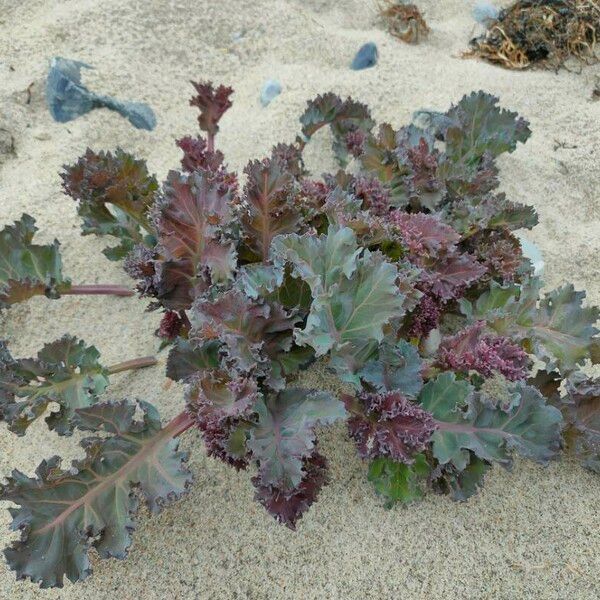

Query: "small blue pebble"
left=472, top=1, right=499, bottom=25
left=260, top=79, right=282, bottom=107
left=351, top=42, right=378, bottom=71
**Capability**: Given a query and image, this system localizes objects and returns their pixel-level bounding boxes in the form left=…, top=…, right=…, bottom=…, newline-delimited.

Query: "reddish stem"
left=106, top=356, right=158, bottom=375
left=165, top=410, right=196, bottom=438
left=62, top=284, right=134, bottom=297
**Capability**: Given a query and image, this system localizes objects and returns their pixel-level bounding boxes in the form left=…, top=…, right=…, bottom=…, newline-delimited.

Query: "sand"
left=0, top=0, right=599, bottom=598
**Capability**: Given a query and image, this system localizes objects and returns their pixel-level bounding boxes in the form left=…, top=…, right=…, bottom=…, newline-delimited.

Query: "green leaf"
left=462, top=280, right=599, bottom=375
left=0, top=214, right=68, bottom=308
left=165, top=338, right=220, bottom=382
left=247, top=388, right=346, bottom=490
left=0, top=336, right=109, bottom=435
left=533, top=285, right=599, bottom=374
left=359, top=340, right=423, bottom=396
left=431, top=454, right=490, bottom=501
left=273, top=226, right=405, bottom=358
left=299, top=93, right=374, bottom=166
left=419, top=373, right=562, bottom=470
left=443, top=91, right=531, bottom=165
left=368, top=454, right=430, bottom=508
left=61, top=149, right=158, bottom=259
left=1, top=401, right=192, bottom=588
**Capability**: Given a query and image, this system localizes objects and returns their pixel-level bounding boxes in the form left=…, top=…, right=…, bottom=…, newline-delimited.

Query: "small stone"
left=260, top=79, right=282, bottom=107
left=472, top=1, right=499, bottom=26
left=351, top=42, right=378, bottom=71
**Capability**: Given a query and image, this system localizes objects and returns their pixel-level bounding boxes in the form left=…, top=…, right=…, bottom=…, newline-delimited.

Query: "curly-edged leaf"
left=343, top=390, right=436, bottom=463
left=239, top=158, right=301, bottom=261
left=252, top=451, right=328, bottom=528
left=191, top=289, right=298, bottom=374
left=443, top=193, right=538, bottom=237
left=533, top=285, right=599, bottom=374
left=0, top=214, right=68, bottom=307
left=388, top=211, right=460, bottom=258
left=563, top=376, right=600, bottom=473
left=186, top=369, right=258, bottom=427
left=189, top=81, right=233, bottom=137
left=443, top=91, right=531, bottom=164
left=273, top=226, right=405, bottom=357
left=419, top=373, right=562, bottom=470
left=368, top=454, right=430, bottom=508
left=430, top=453, right=490, bottom=501
left=463, top=280, right=599, bottom=375
left=299, top=93, right=374, bottom=166
left=165, top=337, right=220, bottom=382
left=1, top=401, right=192, bottom=588
left=0, top=336, right=109, bottom=435
left=176, top=135, right=225, bottom=173
left=423, top=252, right=487, bottom=301
left=154, top=170, right=236, bottom=308
left=247, top=388, right=345, bottom=490
left=61, top=149, right=158, bottom=260
left=358, top=340, right=423, bottom=396
left=437, top=321, right=530, bottom=381
left=394, top=128, right=444, bottom=210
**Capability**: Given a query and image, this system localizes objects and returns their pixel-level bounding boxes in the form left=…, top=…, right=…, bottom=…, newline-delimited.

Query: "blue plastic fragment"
left=46, top=57, right=156, bottom=130
left=351, top=43, right=378, bottom=71
left=260, top=79, right=282, bottom=107
left=472, top=1, right=500, bottom=26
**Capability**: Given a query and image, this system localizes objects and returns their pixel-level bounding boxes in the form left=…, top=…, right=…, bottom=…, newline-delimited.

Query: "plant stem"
left=106, top=356, right=158, bottom=374
left=165, top=410, right=196, bottom=439
left=62, top=284, right=134, bottom=297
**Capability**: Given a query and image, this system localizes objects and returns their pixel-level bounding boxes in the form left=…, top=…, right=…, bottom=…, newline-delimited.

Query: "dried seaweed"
left=468, top=0, right=600, bottom=70
left=378, top=1, right=430, bottom=44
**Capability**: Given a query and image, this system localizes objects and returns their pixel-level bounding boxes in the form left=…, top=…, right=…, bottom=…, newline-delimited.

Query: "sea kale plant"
left=1, top=82, right=598, bottom=588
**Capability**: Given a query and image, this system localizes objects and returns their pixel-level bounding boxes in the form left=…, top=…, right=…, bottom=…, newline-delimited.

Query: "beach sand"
left=0, top=0, right=599, bottom=598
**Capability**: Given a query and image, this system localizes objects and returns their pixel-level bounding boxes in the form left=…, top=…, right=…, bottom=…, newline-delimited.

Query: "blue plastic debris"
left=46, top=57, right=156, bottom=130
left=472, top=2, right=500, bottom=26
left=260, top=79, right=282, bottom=107
left=351, top=43, right=378, bottom=71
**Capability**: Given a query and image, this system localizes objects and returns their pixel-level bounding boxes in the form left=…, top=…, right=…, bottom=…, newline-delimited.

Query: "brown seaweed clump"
left=379, top=1, right=430, bottom=44
left=469, top=0, right=600, bottom=69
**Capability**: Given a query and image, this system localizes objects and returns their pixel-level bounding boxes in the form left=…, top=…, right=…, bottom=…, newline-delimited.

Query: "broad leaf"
left=273, top=226, right=405, bottom=358
left=1, top=401, right=192, bottom=588
left=0, top=214, right=68, bottom=307
left=299, top=93, right=374, bottom=166
left=368, top=454, right=430, bottom=508
left=165, top=337, right=220, bottom=382
left=191, top=289, right=298, bottom=375
left=461, top=280, right=599, bottom=374
left=247, top=388, right=346, bottom=490
left=154, top=170, right=236, bottom=308
left=0, top=336, right=108, bottom=435
left=239, top=158, right=301, bottom=261
left=419, top=373, right=562, bottom=470
left=430, top=454, right=490, bottom=501
left=443, top=91, right=531, bottom=165
left=252, top=452, right=328, bottom=528
left=61, top=149, right=158, bottom=260
left=358, top=340, right=423, bottom=396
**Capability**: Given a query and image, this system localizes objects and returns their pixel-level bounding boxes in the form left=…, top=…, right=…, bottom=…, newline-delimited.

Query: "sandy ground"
left=0, top=0, right=599, bottom=598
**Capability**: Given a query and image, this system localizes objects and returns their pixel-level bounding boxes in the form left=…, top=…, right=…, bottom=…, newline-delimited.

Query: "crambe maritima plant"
left=1, top=82, right=598, bottom=588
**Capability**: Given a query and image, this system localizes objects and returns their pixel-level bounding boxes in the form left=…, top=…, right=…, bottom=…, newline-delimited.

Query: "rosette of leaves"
left=1, top=80, right=598, bottom=589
